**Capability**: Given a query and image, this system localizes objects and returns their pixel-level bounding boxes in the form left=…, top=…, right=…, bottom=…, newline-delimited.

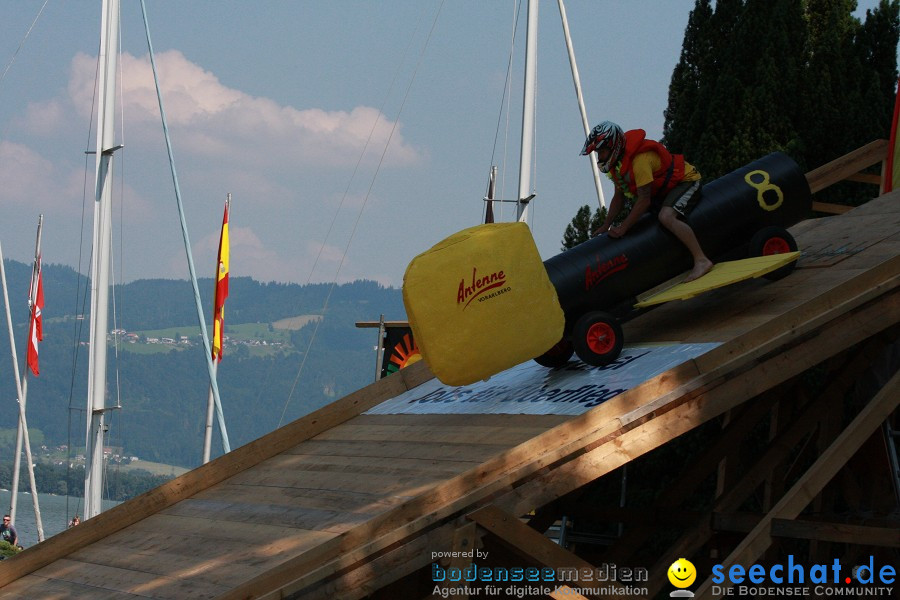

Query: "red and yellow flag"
left=27, top=257, right=44, bottom=376
left=212, top=202, right=230, bottom=361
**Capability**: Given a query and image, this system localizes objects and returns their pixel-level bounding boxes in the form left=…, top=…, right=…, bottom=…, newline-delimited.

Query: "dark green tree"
left=660, top=0, right=898, bottom=187
left=662, top=0, right=714, bottom=155
left=561, top=204, right=606, bottom=250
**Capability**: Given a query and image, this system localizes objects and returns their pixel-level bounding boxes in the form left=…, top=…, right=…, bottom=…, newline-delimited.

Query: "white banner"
left=366, top=343, right=720, bottom=416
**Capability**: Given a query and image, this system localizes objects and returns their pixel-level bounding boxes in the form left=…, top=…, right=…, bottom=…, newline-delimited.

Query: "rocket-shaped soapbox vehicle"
left=403, top=152, right=811, bottom=386
left=536, top=151, right=811, bottom=368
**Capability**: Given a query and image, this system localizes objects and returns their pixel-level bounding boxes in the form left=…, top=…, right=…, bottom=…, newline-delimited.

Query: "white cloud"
left=66, top=50, right=422, bottom=169
left=0, top=141, right=81, bottom=213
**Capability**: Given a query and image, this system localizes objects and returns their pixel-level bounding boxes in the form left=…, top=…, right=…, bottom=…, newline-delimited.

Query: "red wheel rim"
left=586, top=322, right=616, bottom=355
left=762, top=237, right=791, bottom=255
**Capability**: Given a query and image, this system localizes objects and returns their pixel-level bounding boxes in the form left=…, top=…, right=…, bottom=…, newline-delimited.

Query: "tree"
left=662, top=0, right=898, bottom=187
left=561, top=205, right=607, bottom=250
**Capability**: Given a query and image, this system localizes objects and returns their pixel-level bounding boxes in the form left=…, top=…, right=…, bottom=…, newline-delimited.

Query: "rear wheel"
left=572, top=311, right=624, bottom=367
left=749, top=226, right=798, bottom=280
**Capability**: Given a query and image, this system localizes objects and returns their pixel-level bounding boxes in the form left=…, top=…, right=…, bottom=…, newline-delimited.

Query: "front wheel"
left=749, top=226, right=798, bottom=280
left=534, top=339, right=575, bottom=368
left=572, top=311, right=624, bottom=367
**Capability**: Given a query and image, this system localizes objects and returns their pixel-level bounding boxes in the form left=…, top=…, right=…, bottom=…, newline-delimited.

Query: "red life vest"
left=610, top=129, right=685, bottom=200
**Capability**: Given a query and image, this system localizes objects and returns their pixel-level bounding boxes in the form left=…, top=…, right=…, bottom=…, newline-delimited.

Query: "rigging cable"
left=139, top=0, right=231, bottom=452
left=277, top=0, right=446, bottom=427
left=258, top=4, right=434, bottom=422
left=485, top=0, right=523, bottom=224
left=0, top=0, right=49, bottom=93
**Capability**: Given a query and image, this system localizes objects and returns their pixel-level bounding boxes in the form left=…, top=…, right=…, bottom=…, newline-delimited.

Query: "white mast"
left=515, top=0, right=539, bottom=223
left=557, top=0, right=606, bottom=209
left=85, top=0, right=121, bottom=520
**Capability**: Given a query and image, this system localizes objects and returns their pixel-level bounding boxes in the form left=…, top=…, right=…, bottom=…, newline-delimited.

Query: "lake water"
left=0, top=490, right=120, bottom=548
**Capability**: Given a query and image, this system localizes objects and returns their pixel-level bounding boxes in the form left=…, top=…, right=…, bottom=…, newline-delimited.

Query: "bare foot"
left=684, top=258, right=714, bottom=282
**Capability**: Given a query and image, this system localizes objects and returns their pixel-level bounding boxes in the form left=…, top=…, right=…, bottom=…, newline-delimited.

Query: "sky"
left=0, top=1, right=892, bottom=301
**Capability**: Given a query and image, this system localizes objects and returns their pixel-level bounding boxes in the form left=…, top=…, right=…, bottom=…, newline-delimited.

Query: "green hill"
left=0, top=259, right=406, bottom=468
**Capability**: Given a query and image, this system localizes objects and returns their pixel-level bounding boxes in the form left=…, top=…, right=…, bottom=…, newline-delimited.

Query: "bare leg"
left=658, top=207, right=713, bottom=282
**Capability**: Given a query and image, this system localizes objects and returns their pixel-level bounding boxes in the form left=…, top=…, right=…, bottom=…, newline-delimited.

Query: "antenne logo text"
left=458, top=267, right=507, bottom=308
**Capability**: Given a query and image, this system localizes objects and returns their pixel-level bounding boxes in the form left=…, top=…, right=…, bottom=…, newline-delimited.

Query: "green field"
left=116, top=459, right=189, bottom=478
left=115, top=316, right=320, bottom=356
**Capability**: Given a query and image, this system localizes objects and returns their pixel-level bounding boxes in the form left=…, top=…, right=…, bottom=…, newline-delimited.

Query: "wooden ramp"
left=0, top=195, right=897, bottom=599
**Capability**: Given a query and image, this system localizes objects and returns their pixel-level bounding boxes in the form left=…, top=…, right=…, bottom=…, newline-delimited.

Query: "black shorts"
left=657, top=180, right=701, bottom=216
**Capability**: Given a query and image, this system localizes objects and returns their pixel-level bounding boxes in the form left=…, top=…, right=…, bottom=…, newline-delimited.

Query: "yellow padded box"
left=402, top=222, right=564, bottom=386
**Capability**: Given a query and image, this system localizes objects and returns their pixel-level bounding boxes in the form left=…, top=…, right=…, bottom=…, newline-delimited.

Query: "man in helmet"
left=581, top=121, right=713, bottom=282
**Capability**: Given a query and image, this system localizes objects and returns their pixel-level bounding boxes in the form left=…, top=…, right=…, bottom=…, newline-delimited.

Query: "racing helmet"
left=580, top=121, right=624, bottom=173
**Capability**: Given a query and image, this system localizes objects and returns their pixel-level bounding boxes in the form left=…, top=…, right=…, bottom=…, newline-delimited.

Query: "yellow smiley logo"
left=668, top=558, right=697, bottom=588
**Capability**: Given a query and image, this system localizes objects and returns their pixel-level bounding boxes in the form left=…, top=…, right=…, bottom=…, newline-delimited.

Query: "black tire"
left=534, top=339, right=575, bottom=368
left=748, top=226, right=798, bottom=281
left=572, top=311, right=624, bottom=367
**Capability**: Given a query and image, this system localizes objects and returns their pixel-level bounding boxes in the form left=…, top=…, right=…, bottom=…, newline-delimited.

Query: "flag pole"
left=203, top=194, right=231, bottom=464
left=2, top=216, right=45, bottom=541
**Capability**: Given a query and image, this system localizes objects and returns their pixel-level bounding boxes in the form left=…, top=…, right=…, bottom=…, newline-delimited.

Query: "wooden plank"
left=0, top=359, right=435, bottom=587
left=160, top=497, right=377, bottom=534
left=770, top=518, right=900, bottom=547
left=234, top=452, right=480, bottom=478
left=349, top=413, right=570, bottom=428
left=34, top=557, right=228, bottom=600
left=0, top=573, right=138, bottom=599
left=67, top=530, right=293, bottom=589
left=313, top=423, right=556, bottom=445
left=125, top=511, right=331, bottom=542
left=190, top=483, right=406, bottom=515
left=694, top=368, right=900, bottom=599
left=805, top=139, right=888, bottom=194
left=285, top=439, right=511, bottom=463
left=224, top=463, right=450, bottom=495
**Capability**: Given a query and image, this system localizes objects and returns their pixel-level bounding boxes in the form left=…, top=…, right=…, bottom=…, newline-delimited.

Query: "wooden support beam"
left=694, top=368, right=900, bottom=599
left=812, top=201, right=854, bottom=214
left=805, top=139, right=889, bottom=194
left=447, top=522, right=479, bottom=600
left=644, top=335, right=890, bottom=596
left=468, top=505, right=602, bottom=600
left=468, top=505, right=595, bottom=572
left=602, top=392, right=780, bottom=565
left=770, top=518, right=900, bottom=548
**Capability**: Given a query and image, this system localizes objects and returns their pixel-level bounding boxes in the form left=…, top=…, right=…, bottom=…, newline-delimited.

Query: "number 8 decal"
left=744, top=169, right=783, bottom=211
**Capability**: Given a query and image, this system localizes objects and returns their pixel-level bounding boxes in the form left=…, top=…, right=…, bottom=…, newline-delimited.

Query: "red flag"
left=212, top=202, right=230, bottom=361
left=884, top=77, right=900, bottom=193
left=27, top=258, right=44, bottom=376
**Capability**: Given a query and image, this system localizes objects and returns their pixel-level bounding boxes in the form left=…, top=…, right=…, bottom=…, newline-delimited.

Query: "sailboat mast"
left=516, top=0, right=538, bottom=223
left=85, top=0, right=121, bottom=520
